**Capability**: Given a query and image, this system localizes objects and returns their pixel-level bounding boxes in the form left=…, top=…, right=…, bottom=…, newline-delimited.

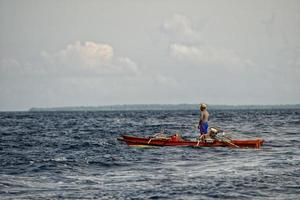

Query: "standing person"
left=198, top=103, right=209, bottom=137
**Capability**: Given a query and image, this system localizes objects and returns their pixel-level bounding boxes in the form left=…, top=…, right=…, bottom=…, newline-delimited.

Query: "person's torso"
left=201, top=111, right=209, bottom=123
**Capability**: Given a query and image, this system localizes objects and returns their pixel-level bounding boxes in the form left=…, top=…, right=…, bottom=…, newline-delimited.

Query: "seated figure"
left=200, top=127, right=220, bottom=142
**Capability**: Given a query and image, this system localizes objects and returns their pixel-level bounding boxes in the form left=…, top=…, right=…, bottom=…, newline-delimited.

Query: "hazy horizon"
left=1, top=102, right=300, bottom=112
left=1, top=0, right=299, bottom=111
left=26, top=103, right=300, bottom=112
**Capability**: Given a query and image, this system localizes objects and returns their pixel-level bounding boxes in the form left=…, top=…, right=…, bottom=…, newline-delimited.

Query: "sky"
left=0, top=0, right=299, bottom=111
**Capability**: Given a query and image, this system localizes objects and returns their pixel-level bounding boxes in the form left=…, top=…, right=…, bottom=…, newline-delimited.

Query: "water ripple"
left=0, top=109, right=299, bottom=199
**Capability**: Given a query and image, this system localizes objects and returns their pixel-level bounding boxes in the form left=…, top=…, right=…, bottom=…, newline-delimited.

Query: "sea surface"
left=0, top=109, right=299, bottom=199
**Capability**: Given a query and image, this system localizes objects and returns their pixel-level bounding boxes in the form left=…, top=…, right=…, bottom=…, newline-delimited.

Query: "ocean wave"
left=1, top=109, right=299, bottom=199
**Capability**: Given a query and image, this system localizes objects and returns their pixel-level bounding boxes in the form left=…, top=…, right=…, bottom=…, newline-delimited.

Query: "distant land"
left=29, top=104, right=300, bottom=111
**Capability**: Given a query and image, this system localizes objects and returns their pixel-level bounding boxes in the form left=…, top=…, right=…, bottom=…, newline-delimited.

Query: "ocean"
left=0, top=109, right=299, bottom=199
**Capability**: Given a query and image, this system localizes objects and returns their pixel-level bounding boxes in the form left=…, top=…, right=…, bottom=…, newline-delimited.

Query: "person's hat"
left=200, top=103, right=207, bottom=109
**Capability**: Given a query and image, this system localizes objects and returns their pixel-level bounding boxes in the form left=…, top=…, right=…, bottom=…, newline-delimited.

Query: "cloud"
left=161, top=14, right=256, bottom=71
left=0, top=41, right=140, bottom=78
left=0, top=58, right=46, bottom=78
left=162, top=14, right=201, bottom=42
left=170, top=43, right=255, bottom=69
left=41, top=41, right=139, bottom=76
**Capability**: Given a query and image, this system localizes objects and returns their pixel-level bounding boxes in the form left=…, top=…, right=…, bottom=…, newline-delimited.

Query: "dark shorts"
left=199, top=122, right=208, bottom=135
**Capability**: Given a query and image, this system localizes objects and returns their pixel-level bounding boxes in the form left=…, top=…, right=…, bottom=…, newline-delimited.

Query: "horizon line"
left=1, top=103, right=300, bottom=112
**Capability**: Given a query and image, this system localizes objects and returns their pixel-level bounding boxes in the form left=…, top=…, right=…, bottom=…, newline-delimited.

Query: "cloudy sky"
left=0, top=0, right=299, bottom=110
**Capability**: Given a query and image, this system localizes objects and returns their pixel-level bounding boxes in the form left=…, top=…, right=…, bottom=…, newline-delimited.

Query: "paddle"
left=215, top=134, right=240, bottom=148
left=194, top=126, right=240, bottom=148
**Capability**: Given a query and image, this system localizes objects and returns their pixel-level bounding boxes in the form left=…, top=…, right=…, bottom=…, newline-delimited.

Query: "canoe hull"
left=118, top=135, right=264, bottom=149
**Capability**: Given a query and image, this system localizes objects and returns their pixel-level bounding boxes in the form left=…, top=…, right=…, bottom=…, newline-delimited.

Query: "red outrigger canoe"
left=118, top=134, right=264, bottom=149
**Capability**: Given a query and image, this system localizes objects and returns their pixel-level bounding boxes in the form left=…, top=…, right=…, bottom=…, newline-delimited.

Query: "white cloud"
left=162, top=14, right=201, bottom=42
left=162, top=14, right=256, bottom=70
left=0, top=58, right=46, bottom=78
left=170, top=43, right=255, bottom=69
left=0, top=41, right=139, bottom=78
left=41, top=41, right=139, bottom=76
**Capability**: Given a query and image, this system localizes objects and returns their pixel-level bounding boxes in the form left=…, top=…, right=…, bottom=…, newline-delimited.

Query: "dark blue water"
left=1, top=109, right=299, bottom=199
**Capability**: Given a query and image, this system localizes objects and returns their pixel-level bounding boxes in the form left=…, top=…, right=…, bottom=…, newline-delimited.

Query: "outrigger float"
left=118, top=133, right=264, bottom=149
